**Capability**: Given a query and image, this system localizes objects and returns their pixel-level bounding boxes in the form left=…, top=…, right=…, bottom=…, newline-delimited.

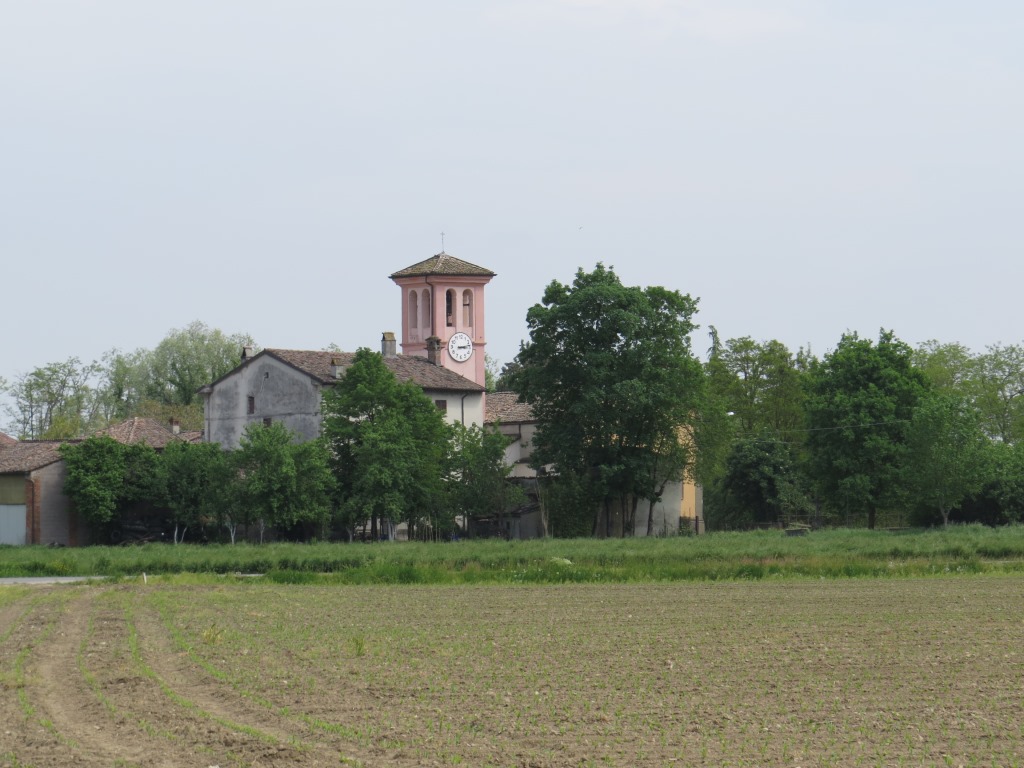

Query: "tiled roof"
left=0, top=432, right=17, bottom=446
left=389, top=252, right=495, bottom=279
left=266, top=349, right=484, bottom=393
left=95, top=418, right=191, bottom=449
left=0, top=418, right=199, bottom=474
left=485, top=391, right=536, bottom=424
left=0, top=441, right=67, bottom=473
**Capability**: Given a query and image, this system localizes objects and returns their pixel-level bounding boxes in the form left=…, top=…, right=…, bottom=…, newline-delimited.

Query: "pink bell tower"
left=389, top=252, right=495, bottom=389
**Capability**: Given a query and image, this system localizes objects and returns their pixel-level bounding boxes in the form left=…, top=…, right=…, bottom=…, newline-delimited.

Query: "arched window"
left=421, top=289, right=431, bottom=332
left=462, top=289, right=473, bottom=328
left=410, top=291, right=419, bottom=329
left=446, top=289, right=455, bottom=327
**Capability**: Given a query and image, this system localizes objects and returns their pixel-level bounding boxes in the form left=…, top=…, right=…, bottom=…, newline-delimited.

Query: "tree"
left=484, top=354, right=500, bottom=393
left=720, top=436, right=811, bottom=527
left=805, top=330, right=928, bottom=529
left=494, top=360, right=523, bottom=392
left=93, top=348, right=152, bottom=424
left=913, top=341, right=1024, bottom=444
left=159, top=441, right=230, bottom=543
left=59, top=437, right=160, bottom=540
left=321, top=348, right=452, bottom=540
left=146, top=321, right=256, bottom=407
left=912, top=340, right=975, bottom=394
left=904, top=392, right=990, bottom=526
left=957, top=441, right=1024, bottom=525
left=60, top=437, right=127, bottom=530
left=235, top=422, right=334, bottom=543
left=509, top=264, right=706, bottom=537
left=706, top=335, right=806, bottom=437
left=641, top=427, right=696, bottom=536
left=4, top=358, right=103, bottom=439
left=4, top=323, right=256, bottom=438
left=450, top=423, right=524, bottom=536
left=972, top=343, right=1024, bottom=444
left=289, top=438, right=337, bottom=539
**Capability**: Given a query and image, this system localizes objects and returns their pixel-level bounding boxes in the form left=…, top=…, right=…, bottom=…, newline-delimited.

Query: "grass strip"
left=3, top=525, right=1024, bottom=584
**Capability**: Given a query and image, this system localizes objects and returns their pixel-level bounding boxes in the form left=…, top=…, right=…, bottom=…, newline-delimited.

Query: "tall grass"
left=2, top=525, right=1023, bottom=583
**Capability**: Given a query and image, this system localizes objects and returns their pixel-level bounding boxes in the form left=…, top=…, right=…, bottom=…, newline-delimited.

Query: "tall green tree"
left=450, top=423, right=524, bottom=536
left=913, top=340, right=1024, bottom=444
left=4, top=358, right=103, bottom=439
left=60, top=437, right=160, bottom=540
left=720, top=435, right=811, bottom=528
left=972, top=343, right=1024, bottom=444
left=159, top=441, right=231, bottom=543
left=510, top=264, right=706, bottom=537
left=94, top=348, right=152, bottom=424
left=235, top=422, right=334, bottom=543
left=958, top=441, right=1024, bottom=525
left=146, top=321, right=256, bottom=407
left=60, top=436, right=127, bottom=530
left=494, top=360, right=523, bottom=392
left=904, top=392, right=990, bottom=527
left=805, top=330, right=928, bottom=529
left=321, top=348, right=451, bottom=540
left=912, top=340, right=975, bottom=394
left=706, top=335, right=806, bottom=437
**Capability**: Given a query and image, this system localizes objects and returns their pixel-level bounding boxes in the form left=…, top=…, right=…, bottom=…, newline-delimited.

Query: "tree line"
left=507, top=265, right=1024, bottom=534
left=702, top=332, right=1024, bottom=529
left=9, top=268, right=1024, bottom=538
left=59, top=348, right=521, bottom=544
left=1, top=321, right=254, bottom=439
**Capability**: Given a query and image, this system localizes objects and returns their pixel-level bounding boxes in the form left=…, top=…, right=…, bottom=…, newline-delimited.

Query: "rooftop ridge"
left=389, top=252, right=495, bottom=279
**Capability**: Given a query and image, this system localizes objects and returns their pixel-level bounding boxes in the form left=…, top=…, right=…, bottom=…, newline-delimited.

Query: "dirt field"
left=1, top=576, right=1022, bottom=767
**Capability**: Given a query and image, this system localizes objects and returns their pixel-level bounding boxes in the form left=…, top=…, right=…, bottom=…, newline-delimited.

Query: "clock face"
left=447, top=332, right=473, bottom=362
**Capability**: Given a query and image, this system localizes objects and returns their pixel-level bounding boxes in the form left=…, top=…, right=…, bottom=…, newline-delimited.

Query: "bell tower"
left=389, top=252, right=495, bottom=389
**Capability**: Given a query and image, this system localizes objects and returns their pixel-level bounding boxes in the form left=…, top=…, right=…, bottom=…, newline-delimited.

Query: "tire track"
left=128, top=598, right=340, bottom=767
left=132, top=602, right=419, bottom=768
left=29, top=587, right=176, bottom=767
left=0, top=589, right=81, bottom=768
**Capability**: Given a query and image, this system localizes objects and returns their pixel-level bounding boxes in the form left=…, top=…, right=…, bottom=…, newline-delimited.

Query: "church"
left=200, top=252, right=702, bottom=537
left=199, top=252, right=493, bottom=449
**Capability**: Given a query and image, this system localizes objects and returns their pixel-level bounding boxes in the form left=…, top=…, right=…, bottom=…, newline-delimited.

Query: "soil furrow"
left=0, top=590, right=82, bottom=767
left=29, top=587, right=201, bottom=767
left=130, top=598, right=341, bottom=767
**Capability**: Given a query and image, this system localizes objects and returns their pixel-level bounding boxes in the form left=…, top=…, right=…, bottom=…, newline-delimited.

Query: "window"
left=445, top=289, right=455, bottom=327
left=410, top=291, right=418, bottom=329
left=263, top=417, right=273, bottom=427
left=434, top=399, right=447, bottom=413
left=247, top=395, right=255, bottom=415
left=422, top=289, right=431, bottom=331
left=462, top=289, right=473, bottom=328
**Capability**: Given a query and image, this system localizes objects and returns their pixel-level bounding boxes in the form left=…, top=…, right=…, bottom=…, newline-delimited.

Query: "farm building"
left=0, top=418, right=204, bottom=546
left=0, top=441, right=84, bottom=546
left=485, top=392, right=704, bottom=538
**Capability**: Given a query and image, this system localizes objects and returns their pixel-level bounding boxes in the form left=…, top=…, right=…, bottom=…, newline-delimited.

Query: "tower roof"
left=390, top=252, right=495, bottom=279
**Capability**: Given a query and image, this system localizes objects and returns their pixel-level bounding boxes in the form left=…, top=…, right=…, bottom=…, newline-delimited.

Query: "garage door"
left=0, top=505, right=26, bottom=545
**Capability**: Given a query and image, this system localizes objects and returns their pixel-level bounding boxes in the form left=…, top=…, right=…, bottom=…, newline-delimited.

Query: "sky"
left=2, top=1, right=1022, bottom=390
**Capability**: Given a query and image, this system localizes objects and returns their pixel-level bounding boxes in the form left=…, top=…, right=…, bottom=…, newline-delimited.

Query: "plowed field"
left=2, top=576, right=1022, bottom=767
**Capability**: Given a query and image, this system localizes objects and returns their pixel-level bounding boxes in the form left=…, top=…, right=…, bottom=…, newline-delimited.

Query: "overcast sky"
left=2, top=1, right=1022, bottom=388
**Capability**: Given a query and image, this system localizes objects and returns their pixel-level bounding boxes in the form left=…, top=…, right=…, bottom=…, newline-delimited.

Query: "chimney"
left=381, top=331, right=397, bottom=358
left=241, top=345, right=254, bottom=361
left=331, top=356, right=346, bottom=379
left=425, top=336, right=442, bottom=366
left=169, top=418, right=180, bottom=435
